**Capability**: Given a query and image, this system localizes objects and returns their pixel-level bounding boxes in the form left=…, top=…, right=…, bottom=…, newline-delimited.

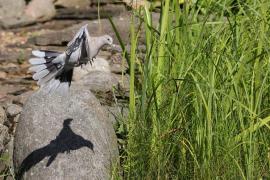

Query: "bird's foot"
left=89, top=58, right=95, bottom=65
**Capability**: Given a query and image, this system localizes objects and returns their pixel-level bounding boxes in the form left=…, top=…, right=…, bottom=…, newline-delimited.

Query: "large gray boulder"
left=14, top=87, right=119, bottom=180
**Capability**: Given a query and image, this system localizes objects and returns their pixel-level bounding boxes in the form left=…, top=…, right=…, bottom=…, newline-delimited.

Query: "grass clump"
left=114, top=0, right=270, bottom=179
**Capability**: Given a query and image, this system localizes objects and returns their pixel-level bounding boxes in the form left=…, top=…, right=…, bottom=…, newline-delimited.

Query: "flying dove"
left=28, top=24, right=113, bottom=93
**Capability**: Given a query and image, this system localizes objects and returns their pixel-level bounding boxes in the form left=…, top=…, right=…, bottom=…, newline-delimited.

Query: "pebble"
left=0, top=72, right=7, bottom=79
left=6, top=104, right=22, bottom=117
left=13, top=91, right=33, bottom=105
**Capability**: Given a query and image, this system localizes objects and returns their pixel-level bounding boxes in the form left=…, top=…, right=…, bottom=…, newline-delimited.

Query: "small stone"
left=76, top=71, right=120, bottom=93
left=0, top=71, right=7, bottom=79
left=5, top=176, right=14, bottom=180
left=73, top=57, right=110, bottom=81
left=4, top=63, right=17, bottom=70
left=13, top=91, right=34, bottom=105
left=0, top=96, right=13, bottom=110
left=109, top=53, right=128, bottom=74
left=122, top=0, right=147, bottom=9
left=25, top=0, right=56, bottom=22
left=6, top=104, right=22, bottom=117
left=105, top=105, right=129, bottom=124
left=0, top=93, right=6, bottom=101
left=0, top=106, right=6, bottom=125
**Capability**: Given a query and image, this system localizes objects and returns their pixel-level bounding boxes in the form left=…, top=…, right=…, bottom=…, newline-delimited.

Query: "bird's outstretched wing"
left=66, top=24, right=91, bottom=65
left=29, top=24, right=94, bottom=94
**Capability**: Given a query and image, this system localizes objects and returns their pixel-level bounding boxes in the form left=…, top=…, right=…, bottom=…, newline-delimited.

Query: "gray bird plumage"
left=29, top=24, right=113, bottom=93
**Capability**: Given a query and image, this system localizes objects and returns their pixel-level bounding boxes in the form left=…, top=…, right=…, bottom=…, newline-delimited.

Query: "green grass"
left=0, top=153, right=14, bottom=179
left=113, top=0, right=270, bottom=179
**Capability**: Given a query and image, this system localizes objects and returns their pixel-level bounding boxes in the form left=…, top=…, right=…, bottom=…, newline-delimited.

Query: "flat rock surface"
left=14, top=87, right=119, bottom=180
left=6, top=104, right=22, bottom=118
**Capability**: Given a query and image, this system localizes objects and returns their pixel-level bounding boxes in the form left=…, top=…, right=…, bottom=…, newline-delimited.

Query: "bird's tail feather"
left=29, top=50, right=72, bottom=94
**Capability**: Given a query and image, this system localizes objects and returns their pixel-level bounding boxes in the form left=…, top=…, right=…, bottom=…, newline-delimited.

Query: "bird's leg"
left=91, top=57, right=97, bottom=65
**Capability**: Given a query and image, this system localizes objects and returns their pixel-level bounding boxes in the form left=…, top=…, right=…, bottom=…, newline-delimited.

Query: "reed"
left=113, top=0, right=270, bottom=179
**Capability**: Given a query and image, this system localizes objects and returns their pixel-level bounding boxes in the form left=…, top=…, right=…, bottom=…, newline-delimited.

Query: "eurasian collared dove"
left=28, top=24, right=113, bottom=93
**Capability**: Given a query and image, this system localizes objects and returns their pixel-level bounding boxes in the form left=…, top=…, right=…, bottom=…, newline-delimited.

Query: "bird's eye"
left=107, top=38, right=110, bottom=41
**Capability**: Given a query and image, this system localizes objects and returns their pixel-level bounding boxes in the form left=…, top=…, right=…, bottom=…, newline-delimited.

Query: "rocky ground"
left=0, top=0, right=136, bottom=178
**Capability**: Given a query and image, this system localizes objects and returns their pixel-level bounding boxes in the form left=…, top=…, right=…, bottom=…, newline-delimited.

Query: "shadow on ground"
left=16, top=118, right=94, bottom=179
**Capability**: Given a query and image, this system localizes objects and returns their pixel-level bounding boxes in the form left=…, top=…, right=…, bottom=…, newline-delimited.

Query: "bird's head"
left=101, top=35, right=113, bottom=46
left=63, top=119, right=73, bottom=126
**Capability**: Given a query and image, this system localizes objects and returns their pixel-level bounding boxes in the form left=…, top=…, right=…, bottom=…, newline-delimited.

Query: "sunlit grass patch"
left=113, top=0, right=270, bottom=179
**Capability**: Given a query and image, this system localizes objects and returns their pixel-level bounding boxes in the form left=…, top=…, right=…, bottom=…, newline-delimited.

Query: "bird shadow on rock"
left=16, top=118, right=94, bottom=180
